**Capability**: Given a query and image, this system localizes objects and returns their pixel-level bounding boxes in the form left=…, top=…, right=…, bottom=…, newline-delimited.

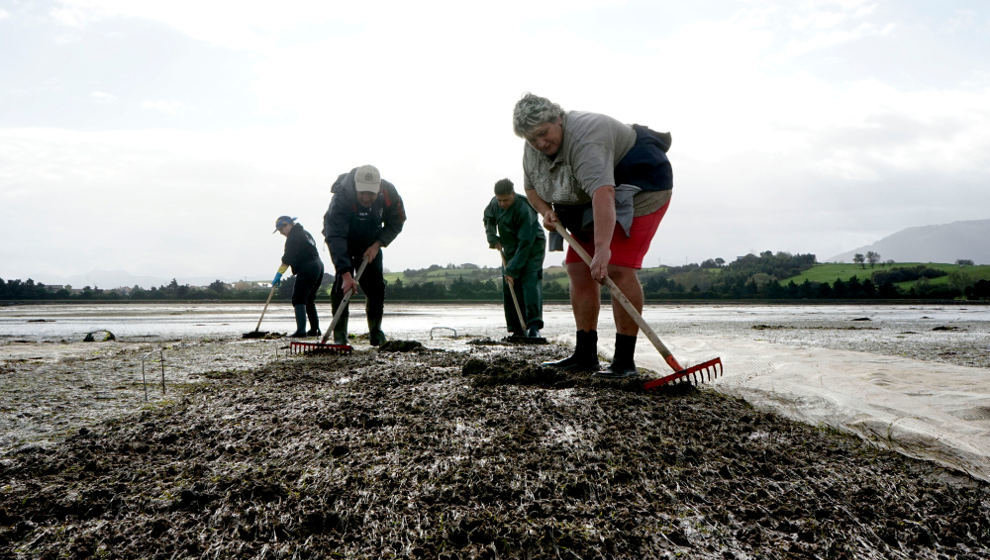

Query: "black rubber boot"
left=368, top=318, right=387, bottom=347
left=306, top=306, right=320, bottom=336
left=289, top=305, right=308, bottom=338
left=541, top=330, right=599, bottom=372
left=595, top=333, right=639, bottom=378
left=332, top=312, right=348, bottom=345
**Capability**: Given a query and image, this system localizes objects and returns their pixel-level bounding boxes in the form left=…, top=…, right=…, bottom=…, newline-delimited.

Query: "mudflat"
left=1, top=338, right=988, bottom=559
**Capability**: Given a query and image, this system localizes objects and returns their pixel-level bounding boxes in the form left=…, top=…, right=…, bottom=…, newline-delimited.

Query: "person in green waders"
left=483, top=178, right=545, bottom=339
left=272, top=216, right=325, bottom=337
left=322, top=165, right=406, bottom=346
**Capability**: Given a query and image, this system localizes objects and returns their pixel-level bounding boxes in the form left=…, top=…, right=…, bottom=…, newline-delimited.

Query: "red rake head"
left=643, top=357, right=723, bottom=391
left=289, top=341, right=353, bottom=355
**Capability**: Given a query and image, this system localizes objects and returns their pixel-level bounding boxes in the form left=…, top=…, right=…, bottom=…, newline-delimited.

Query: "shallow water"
left=0, top=302, right=552, bottom=341
left=2, top=301, right=989, bottom=343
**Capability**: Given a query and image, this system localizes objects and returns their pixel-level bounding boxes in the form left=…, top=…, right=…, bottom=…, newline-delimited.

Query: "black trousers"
left=292, top=260, right=324, bottom=327
left=330, top=252, right=385, bottom=325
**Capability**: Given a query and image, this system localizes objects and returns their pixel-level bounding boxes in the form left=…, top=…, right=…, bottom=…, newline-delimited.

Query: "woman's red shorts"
left=564, top=200, right=670, bottom=270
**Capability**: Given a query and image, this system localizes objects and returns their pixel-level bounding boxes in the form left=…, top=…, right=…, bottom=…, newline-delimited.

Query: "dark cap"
left=273, top=215, right=297, bottom=233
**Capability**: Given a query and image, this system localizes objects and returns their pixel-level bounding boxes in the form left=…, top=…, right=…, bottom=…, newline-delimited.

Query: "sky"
left=1, top=0, right=988, bottom=288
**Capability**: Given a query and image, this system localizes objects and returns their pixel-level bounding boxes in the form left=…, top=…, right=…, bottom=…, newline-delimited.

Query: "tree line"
left=0, top=277, right=331, bottom=302
left=3, top=252, right=989, bottom=302
left=639, top=252, right=989, bottom=300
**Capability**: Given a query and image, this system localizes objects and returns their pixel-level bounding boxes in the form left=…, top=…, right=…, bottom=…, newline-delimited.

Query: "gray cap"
left=354, top=165, right=381, bottom=194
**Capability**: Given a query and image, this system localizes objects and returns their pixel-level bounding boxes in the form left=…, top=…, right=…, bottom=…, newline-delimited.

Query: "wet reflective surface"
left=3, top=303, right=989, bottom=369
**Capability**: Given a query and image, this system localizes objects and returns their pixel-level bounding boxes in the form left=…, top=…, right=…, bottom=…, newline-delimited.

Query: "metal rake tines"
left=643, top=357, right=723, bottom=391
left=288, top=341, right=353, bottom=355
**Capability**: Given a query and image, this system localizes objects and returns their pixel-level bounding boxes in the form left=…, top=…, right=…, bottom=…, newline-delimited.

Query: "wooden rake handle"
left=319, top=257, right=370, bottom=345
left=499, top=249, right=527, bottom=331
left=254, top=284, right=276, bottom=332
left=552, top=222, right=684, bottom=372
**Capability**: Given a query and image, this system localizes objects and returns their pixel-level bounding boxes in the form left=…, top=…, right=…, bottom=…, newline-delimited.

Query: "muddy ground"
left=1, top=339, right=989, bottom=559
left=0, top=338, right=284, bottom=454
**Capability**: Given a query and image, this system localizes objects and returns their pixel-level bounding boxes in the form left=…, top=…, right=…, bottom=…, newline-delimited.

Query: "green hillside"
left=782, top=263, right=990, bottom=286
left=384, top=264, right=572, bottom=288
left=370, top=256, right=990, bottom=301
left=383, top=260, right=990, bottom=293
left=383, top=265, right=500, bottom=286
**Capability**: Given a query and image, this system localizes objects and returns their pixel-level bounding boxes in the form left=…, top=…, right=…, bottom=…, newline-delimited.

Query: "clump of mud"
left=377, top=339, right=424, bottom=352
left=82, top=330, right=116, bottom=342
left=1, top=342, right=988, bottom=559
left=466, top=337, right=508, bottom=346
left=241, top=330, right=283, bottom=340
left=463, top=355, right=571, bottom=386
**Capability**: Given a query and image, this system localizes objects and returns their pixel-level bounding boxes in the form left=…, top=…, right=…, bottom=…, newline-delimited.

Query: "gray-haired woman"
left=513, top=93, right=674, bottom=378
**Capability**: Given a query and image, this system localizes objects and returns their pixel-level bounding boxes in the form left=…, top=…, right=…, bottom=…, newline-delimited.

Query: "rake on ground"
left=242, top=284, right=276, bottom=339
left=289, top=258, right=368, bottom=355
left=552, top=222, right=723, bottom=389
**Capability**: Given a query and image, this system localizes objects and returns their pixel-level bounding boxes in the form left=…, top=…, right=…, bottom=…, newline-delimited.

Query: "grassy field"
left=384, top=265, right=573, bottom=288
left=781, top=262, right=990, bottom=287
left=383, top=266, right=500, bottom=285
left=381, top=261, right=990, bottom=296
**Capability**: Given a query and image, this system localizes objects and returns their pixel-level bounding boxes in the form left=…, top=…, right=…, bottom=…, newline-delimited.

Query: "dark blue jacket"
left=322, top=167, right=406, bottom=275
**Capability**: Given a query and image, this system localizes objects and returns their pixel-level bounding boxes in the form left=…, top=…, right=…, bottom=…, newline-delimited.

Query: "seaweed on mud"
left=1, top=340, right=989, bottom=559
left=461, top=355, right=721, bottom=397
left=465, top=337, right=508, bottom=346
left=752, top=324, right=878, bottom=331
left=462, top=355, right=576, bottom=387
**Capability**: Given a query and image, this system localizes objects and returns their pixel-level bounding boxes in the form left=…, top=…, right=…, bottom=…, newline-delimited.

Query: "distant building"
left=232, top=281, right=267, bottom=291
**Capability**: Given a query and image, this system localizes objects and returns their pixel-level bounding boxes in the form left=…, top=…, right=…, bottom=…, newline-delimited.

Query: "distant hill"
left=829, top=219, right=990, bottom=265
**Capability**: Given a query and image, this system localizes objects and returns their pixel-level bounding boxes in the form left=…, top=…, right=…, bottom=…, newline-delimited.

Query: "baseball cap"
left=354, top=165, right=381, bottom=194
left=273, top=215, right=296, bottom=233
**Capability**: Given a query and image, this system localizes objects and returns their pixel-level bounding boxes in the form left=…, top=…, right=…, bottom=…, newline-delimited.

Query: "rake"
left=552, top=222, right=723, bottom=389
left=289, top=258, right=368, bottom=355
left=500, top=249, right=548, bottom=344
left=243, top=284, right=277, bottom=339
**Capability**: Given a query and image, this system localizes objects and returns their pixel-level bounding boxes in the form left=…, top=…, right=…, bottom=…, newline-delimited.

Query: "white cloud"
left=782, top=21, right=895, bottom=59
left=141, top=99, right=185, bottom=116
left=47, top=0, right=622, bottom=51
left=0, top=127, right=326, bottom=280
left=942, top=8, right=978, bottom=33
left=0, top=8, right=10, bottom=21
left=3, top=1, right=988, bottom=281
left=90, top=90, right=117, bottom=104
left=49, top=5, right=87, bottom=27
left=787, top=0, right=878, bottom=29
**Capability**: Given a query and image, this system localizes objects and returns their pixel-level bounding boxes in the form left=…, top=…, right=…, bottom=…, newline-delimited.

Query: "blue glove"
left=272, top=272, right=283, bottom=286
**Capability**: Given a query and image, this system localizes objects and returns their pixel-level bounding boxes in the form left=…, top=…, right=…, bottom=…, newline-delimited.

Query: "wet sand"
left=1, top=337, right=988, bottom=559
